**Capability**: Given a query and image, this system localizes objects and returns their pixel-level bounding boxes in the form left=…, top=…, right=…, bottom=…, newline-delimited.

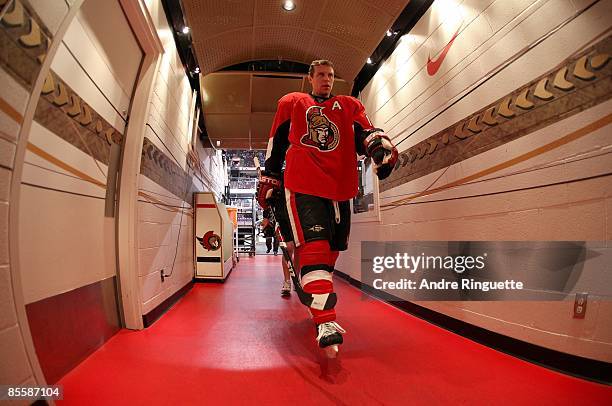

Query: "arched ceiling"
left=182, top=0, right=410, bottom=82
left=181, top=0, right=411, bottom=150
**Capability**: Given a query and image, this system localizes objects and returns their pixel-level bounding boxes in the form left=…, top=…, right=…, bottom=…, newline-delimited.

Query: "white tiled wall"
left=0, top=0, right=69, bottom=388
left=133, top=0, right=225, bottom=316
left=138, top=176, right=193, bottom=315
left=19, top=1, right=139, bottom=304
left=145, top=0, right=193, bottom=170
left=0, top=326, right=31, bottom=384
left=28, top=0, right=69, bottom=35
left=347, top=0, right=612, bottom=361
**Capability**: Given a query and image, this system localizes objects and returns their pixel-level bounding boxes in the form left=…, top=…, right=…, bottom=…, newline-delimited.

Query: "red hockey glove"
left=364, top=132, right=398, bottom=180
left=256, top=173, right=281, bottom=209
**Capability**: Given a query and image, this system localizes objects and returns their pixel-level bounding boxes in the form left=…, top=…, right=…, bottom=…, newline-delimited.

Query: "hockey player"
left=260, top=209, right=278, bottom=254
left=273, top=180, right=297, bottom=296
left=257, top=59, right=398, bottom=356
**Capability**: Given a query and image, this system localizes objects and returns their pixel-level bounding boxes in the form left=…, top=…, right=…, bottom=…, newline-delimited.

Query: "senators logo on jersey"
left=300, top=106, right=339, bottom=151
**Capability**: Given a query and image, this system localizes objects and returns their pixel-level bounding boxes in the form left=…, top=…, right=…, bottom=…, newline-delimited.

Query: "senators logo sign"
left=196, top=231, right=221, bottom=251
left=300, top=106, right=339, bottom=151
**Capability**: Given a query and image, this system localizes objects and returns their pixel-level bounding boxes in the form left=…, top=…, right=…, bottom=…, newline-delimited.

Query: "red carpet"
left=57, top=256, right=611, bottom=405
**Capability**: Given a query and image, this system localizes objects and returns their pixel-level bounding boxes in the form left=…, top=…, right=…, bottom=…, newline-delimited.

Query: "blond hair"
left=308, top=59, right=334, bottom=76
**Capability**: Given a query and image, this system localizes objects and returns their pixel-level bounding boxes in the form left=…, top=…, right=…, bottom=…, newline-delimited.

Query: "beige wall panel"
left=369, top=0, right=612, bottom=151
left=464, top=308, right=565, bottom=351
left=145, top=0, right=170, bottom=33
left=156, top=53, right=192, bottom=111
left=460, top=0, right=498, bottom=23
left=138, top=246, right=168, bottom=277
left=473, top=302, right=599, bottom=338
left=195, top=145, right=225, bottom=195
left=380, top=96, right=612, bottom=224
left=140, top=268, right=163, bottom=303
left=0, top=202, right=8, bottom=265
left=143, top=124, right=188, bottom=171
left=151, top=81, right=190, bottom=136
left=135, top=0, right=216, bottom=316
left=434, top=12, right=491, bottom=80
left=0, top=138, right=16, bottom=169
left=138, top=199, right=182, bottom=225
left=481, top=0, right=536, bottom=33
left=367, top=0, right=484, bottom=112
left=569, top=0, right=596, bottom=11
left=62, top=18, right=132, bottom=119
left=23, top=122, right=108, bottom=197
left=606, top=197, right=612, bottom=242
left=336, top=241, right=361, bottom=280
left=160, top=223, right=180, bottom=248
left=0, top=325, right=32, bottom=384
left=0, top=67, right=29, bottom=116
left=0, top=111, right=20, bottom=142
left=351, top=64, right=611, bottom=361
left=593, top=302, right=612, bottom=343
left=137, top=175, right=192, bottom=289
left=138, top=221, right=167, bottom=249
left=19, top=186, right=116, bottom=303
left=537, top=200, right=605, bottom=240
left=0, top=265, right=17, bottom=330
left=462, top=103, right=611, bottom=179
left=141, top=256, right=192, bottom=314
left=138, top=171, right=186, bottom=206
left=50, top=44, right=126, bottom=133
left=148, top=50, right=193, bottom=166
left=77, top=0, right=142, bottom=99
left=28, top=0, right=69, bottom=35
left=571, top=251, right=612, bottom=298
left=560, top=336, right=612, bottom=362
left=0, top=167, right=10, bottom=202
left=468, top=0, right=610, bottom=107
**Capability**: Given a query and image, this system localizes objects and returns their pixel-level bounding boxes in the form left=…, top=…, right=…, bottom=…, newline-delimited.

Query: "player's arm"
left=257, top=97, right=292, bottom=209
left=353, top=100, right=398, bottom=180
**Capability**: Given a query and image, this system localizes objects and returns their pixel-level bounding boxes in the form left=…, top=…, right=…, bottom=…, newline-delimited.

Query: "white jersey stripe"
left=265, top=137, right=274, bottom=161
left=285, top=187, right=303, bottom=247
left=301, top=270, right=334, bottom=287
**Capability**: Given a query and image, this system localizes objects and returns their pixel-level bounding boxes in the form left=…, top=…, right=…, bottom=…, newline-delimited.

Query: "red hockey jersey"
left=266, top=92, right=375, bottom=201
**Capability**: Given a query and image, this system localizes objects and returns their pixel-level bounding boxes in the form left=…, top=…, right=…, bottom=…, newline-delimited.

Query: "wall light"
left=182, top=26, right=190, bottom=34
left=367, top=57, right=373, bottom=64
left=216, top=140, right=221, bottom=147
left=282, top=1, right=296, bottom=11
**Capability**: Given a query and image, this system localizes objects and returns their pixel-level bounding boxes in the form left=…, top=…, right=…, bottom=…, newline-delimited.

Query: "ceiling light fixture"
left=282, top=1, right=296, bottom=11
left=367, top=57, right=373, bottom=64
left=182, top=26, right=190, bottom=34
left=386, top=30, right=393, bottom=37
left=194, top=67, right=200, bottom=73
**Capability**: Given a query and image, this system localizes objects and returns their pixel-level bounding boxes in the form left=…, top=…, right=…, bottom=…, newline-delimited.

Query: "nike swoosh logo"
left=427, top=24, right=462, bottom=76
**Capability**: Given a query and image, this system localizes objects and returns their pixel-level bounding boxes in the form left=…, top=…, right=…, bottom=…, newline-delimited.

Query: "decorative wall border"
left=140, top=136, right=194, bottom=201
left=0, top=0, right=51, bottom=90
left=34, top=70, right=123, bottom=166
left=382, top=35, right=612, bottom=192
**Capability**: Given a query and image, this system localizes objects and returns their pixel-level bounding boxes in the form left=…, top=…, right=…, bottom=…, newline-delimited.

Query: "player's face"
left=315, top=127, right=327, bottom=143
left=309, top=65, right=335, bottom=97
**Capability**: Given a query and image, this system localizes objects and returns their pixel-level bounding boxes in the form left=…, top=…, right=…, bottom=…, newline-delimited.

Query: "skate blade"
left=324, top=345, right=339, bottom=358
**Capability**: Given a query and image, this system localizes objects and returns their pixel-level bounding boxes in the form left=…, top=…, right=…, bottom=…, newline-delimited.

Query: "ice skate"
left=281, top=280, right=291, bottom=296
left=316, top=321, right=346, bottom=358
